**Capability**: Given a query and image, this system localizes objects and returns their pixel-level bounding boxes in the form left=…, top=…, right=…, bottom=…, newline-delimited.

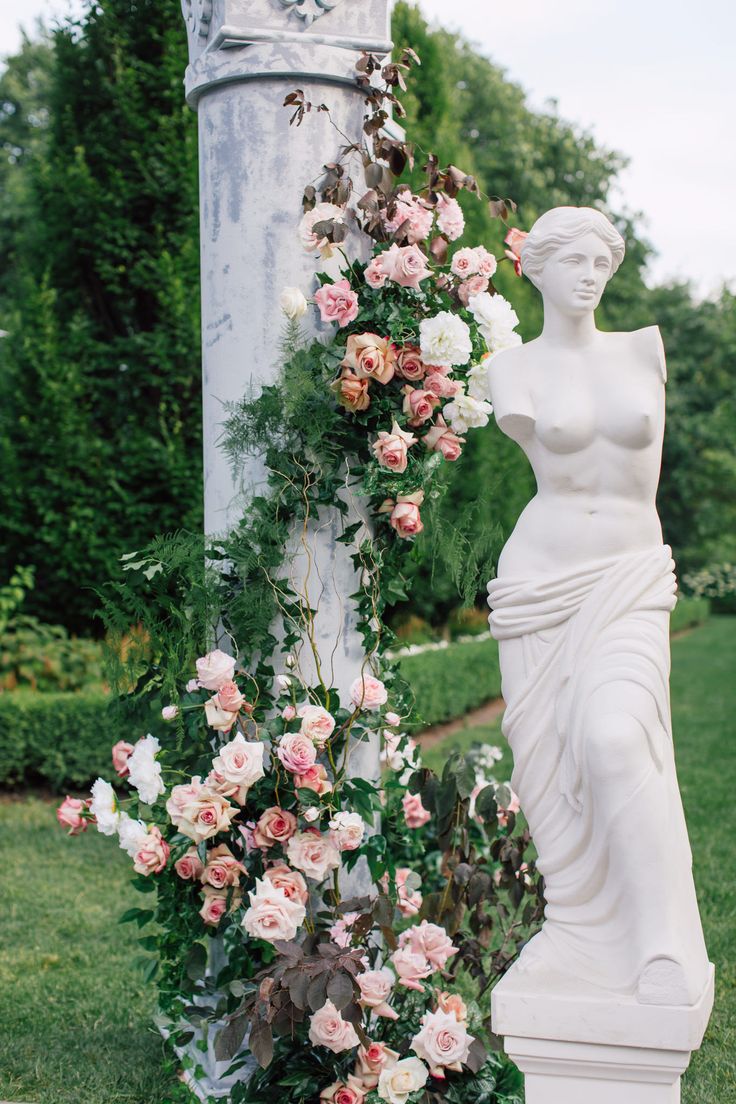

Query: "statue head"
left=520, top=206, right=625, bottom=316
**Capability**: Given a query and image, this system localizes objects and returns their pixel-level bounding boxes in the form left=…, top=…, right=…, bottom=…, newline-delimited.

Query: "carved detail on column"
left=181, top=0, right=213, bottom=47
left=278, top=0, right=345, bottom=25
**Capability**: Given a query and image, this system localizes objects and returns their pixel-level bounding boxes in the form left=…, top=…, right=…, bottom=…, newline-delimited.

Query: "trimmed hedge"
left=399, top=636, right=502, bottom=727
left=671, top=595, right=710, bottom=634
left=0, top=691, right=127, bottom=791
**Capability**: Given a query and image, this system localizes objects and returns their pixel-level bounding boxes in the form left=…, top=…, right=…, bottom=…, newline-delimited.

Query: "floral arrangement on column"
left=57, top=48, right=542, bottom=1104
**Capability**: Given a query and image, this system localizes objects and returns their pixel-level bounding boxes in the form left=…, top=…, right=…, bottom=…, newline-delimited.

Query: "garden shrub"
left=399, top=636, right=502, bottom=725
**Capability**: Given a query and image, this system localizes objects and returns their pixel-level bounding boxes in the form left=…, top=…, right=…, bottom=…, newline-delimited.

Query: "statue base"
left=492, top=961, right=714, bottom=1103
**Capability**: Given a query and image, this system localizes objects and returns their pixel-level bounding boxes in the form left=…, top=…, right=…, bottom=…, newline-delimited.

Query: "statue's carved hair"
left=520, top=206, right=625, bottom=288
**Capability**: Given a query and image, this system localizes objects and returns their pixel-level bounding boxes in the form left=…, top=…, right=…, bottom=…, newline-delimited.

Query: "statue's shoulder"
left=487, top=341, right=536, bottom=434
left=628, top=324, right=667, bottom=383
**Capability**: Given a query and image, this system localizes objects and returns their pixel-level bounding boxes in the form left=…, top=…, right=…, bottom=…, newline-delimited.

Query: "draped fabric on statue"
left=487, top=545, right=709, bottom=998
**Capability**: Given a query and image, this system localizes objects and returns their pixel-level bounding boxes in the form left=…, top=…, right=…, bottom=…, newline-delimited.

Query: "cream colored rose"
left=166, top=777, right=237, bottom=844
left=308, top=1000, right=360, bottom=1054
left=410, top=1007, right=474, bottom=1076
left=349, top=674, right=388, bottom=711
left=329, top=811, right=366, bottom=852
left=280, top=286, right=308, bottom=319
left=286, top=829, right=340, bottom=882
left=354, top=1041, right=400, bottom=1090
left=204, top=696, right=239, bottom=733
left=377, top=1056, right=428, bottom=1103
left=211, top=733, right=265, bottom=801
left=242, top=878, right=306, bottom=943
left=263, top=862, right=309, bottom=905
left=357, top=967, right=397, bottom=1020
left=195, top=648, right=236, bottom=691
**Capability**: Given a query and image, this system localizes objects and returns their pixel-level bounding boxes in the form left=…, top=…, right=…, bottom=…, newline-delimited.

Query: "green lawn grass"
left=0, top=618, right=733, bottom=1103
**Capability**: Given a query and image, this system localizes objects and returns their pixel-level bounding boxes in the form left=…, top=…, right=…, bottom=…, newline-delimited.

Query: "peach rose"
left=111, top=740, right=135, bottom=778
left=214, top=679, right=247, bottom=714
left=390, top=946, right=433, bottom=991
left=298, top=703, right=336, bottom=748
left=450, top=247, right=478, bottom=278
left=354, top=1041, right=400, bottom=1090
left=320, top=1076, right=366, bottom=1104
left=349, top=674, right=388, bottom=711
left=401, top=385, right=439, bottom=427
left=364, top=255, right=388, bottom=289
left=334, top=369, right=371, bottom=412
left=199, top=885, right=241, bottom=927
left=56, top=795, right=90, bottom=835
left=458, top=274, right=489, bottom=306
left=308, top=1000, right=360, bottom=1054
left=174, top=846, right=205, bottom=881
left=133, top=825, right=170, bottom=876
left=380, top=491, right=424, bottom=540
left=263, top=862, right=309, bottom=905
left=242, top=877, right=306, bottom=943
left=166, top=777, right=237, bottom=844
left=286, top=828, right=340, bottom=882
left=294, top=763, right=333, bottom=796
left=411, top=1007, right=474, bottom=1076
left=314, top=279, right=360, bottom=327
left=357, top=967, right=397, bottom=1020
left=423, top=413, right=465, bottom=461
left=195, top=648, right=236, bottom=691
left=204, top=696, right=239, bottom=733
left=399, top=920, right=457, bottom=970
left=424, top=371, right=462, bottom=398
left=436, top=990, right=468, bottom=1022
left=201, top=842, right=245, bottom=889
left=277, top=731, right=317, bottom=774
left=394, top=344, right=426, bottom=381
left=371, top=421, right=417, bottom=473
left=504, top=227, right=528, bottom=276
left=402, top=791, right=431, bottom=829
left=341, top=333, right=395, bottom=385
left=380, top=242, right=432, bottom=289
left=253, top=806, right=298, bottom=849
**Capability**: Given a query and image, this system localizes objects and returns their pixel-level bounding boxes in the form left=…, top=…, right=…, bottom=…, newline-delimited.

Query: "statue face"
left=537, top=231, right=613, bottom=317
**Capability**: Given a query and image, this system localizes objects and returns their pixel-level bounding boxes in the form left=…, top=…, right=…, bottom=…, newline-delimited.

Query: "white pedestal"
left=492, top=962, right=714, bottom=1104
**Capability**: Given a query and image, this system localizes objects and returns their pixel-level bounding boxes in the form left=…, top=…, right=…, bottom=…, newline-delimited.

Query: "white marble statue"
left=486, top=206, right=710, bottom=1008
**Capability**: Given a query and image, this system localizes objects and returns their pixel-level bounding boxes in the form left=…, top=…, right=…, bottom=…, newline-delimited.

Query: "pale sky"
left=2, top=0, right=735, bottom=297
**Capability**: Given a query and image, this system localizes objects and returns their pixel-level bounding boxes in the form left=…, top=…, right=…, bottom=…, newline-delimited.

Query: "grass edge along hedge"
left=0, top=596, right=710, bottom=790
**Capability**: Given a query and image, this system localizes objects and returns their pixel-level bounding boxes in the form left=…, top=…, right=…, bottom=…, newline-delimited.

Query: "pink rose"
left=341, top=333, right=396, bottom=385
left=253, top=806, right=298, bottom=849
left=161, top=704, right=179, bottom=722
left=314, top=279, right=360, bottom=327
left=402, top=385, right=439, bottom=427
left=474, top=246, right=497, bottom=278
left=240, top=821, right=259, bottom=854
left=277, top=731, right=317, bottom=774
left=210, top=733, right=265, bottom=804
left=204, top=696, right=238, bottom=733
left=395, top=344, right=426, bottom=381
left=298, top=703, right=336, bottom=747
left=411, top=1007, right=474, bottom=1077
left=424, top=371, right=462, bottom=398
left=199, top=885, right=241, bottom=927
left=402, top=791, right=431, bottom=829
left=504, top=227, right=528, bottom=276
left=195, top=648, right=236, bottom=691
left=282, top=704, right=297, bottom=721
left=174, top=846, right=205, bottom=881
left=371, top=421, right=417, bottom=473
left=111, top=741, right=134, bottom=779
left=320, top=1077, right=366, bottom=1104
left=166, top=777, right=237, bottom=844
left=436, top=193, right=465, bottom=241
left=436, top=991, right=468, bottom=1021
left=357, top=967, right=397, bottom=1020
left=56, top=795, right=90, bottom=835
left=497, top=787, right=521, bottom=827
left=286, top=828, right=340, bottom=882
left=298, top=201, right=346, bottom=255
left=329, top=811, right=365, bottom=851
left=395, top=866, right=423, bottom=916
left=133, top=825, right=170, bottom=876
left=380, top=491, right=425, bottom=540
left=364, top=255, right=388, bottom=289
left=423, top=413, right=465, bottom=461
left=263, top=862, right=309, bottom=905
left=399, top=920, right=457, bottom=970
left=390, top=945, right=433, bottom=991
left=186, top=677, right=199, bottom=693
left=334, top=369, right=371, bottom=412
left=458, top=274, right=489, bottom=306
left=450, top=247, right=478, bottom=278
left=214, top=679, right=247, bottom=714
left=385, top=193, right=434, bottom=243
left=349, top=674, right=388, bottom=711
left=354, top=1041, right=400, bottom=1090
left=308, top=1000, right=360, bottom=1054
left=380, top=243, right=432, bottom=290
left=385, top=711, right=401, bottom=727
left=295, top=763, right=333, bottom=796
left=243, top=877, right=306, bottom=943
left=201, top=842, right=245, bottom=888
left=329, top=911, right=358, bottom=949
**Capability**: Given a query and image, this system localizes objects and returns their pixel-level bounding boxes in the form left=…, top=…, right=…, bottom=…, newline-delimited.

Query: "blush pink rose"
left=242, top=878, right=306, bottom=943
left=277, top=731, right=317, bottom=774
left=349, top=674, right=388, bottom=711
left=411, top=1007, right=474, bottom=1077
left=399, top=920, right=457, bottom=970
left=401, top=385, right=439, bottom=427
left=504, top=227, right=528, bottom=276
left=341, top=332, right=395, bottom=385
left=364, top=255, right=388, bottom=289
left=314, top=279, right=360, bottom=327
left=111, top=740, right=135, bottom=778
left=450, top=247, right=479, bottom=278
left=458, top=274, right=489, bottom=306
left=133, top=825, right=170, bottom=876
left=282, top=704, right=297, bottom=721
left=474, top=246, right=498, bottom=278
left=210, top=733, right=265, bottom=804
left=166, top=777, right=237, bottom=844
left=424, top=371, right=462, bottom=398
left=286, top=828, right=340, bottom=882
left=195, top=648, right=236, bottom=691
left=354, top=1041, right=400, bottom=1090
left=214, top=679, right=247, bottom=714
left=371, top=421, right=417, bottom=473
left=402, top=791, right=431, bottom=829
left=295, top=763, right=333, bottom=796
left=253, top=806, right=298, bottom=849
left=308, top=1000, right=360, bottom=1053
left=394, top=866, right=423, bottom=917
left=204, top=696, right=239, bottom=733
left=436, top=194, right=465, bottom=241
left=329, top=811, right=365, bottom=851
left=395, top=344, right=426, bottom=381
left=298, top=703, right=336, bottom=747
left=423, top=413, right=465, bottom=460
left=381, top=491, right=425, bottom=540
left=329, top=911, right=358, bottom=949
left=201, top=842, right=246, bottom=888
left=497, top=787, right=521, bottom=826
left=380, top=243, right=432, bottom=290
left=263, top=862, right=309, bottom=905
left=390, top=945, right=433, bottom=991
left=199, top=885, right=241, bottom=927
left=174, top=846, right=205, bottom=881
left=357, top=967, right=398, bottom=1020
left=319, top=1076, right=366, bottom=1104
left=437, top=990, right=468, bottom=1022
left=385, top=194, right=434, bottom=243
left=385, top=711, right=401, bottom=727
left=56, top=795, right=90, bottom=835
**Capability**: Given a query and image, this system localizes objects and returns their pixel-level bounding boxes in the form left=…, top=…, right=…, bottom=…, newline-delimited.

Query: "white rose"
left=195, top=649, right=236, bottom=691
left=329, top=811, right=366, bottom=851
left=127, top=734, right=165, bottom=806
left=308, top=1000, right=360, bottom=1053
left=279, top=286, right=308, bottom=319
left=298, top=202, right=345, bottom=257
left=117, top=811, right=148, bottom=857
left=411, top=1007, right=474, bottom=1075
left=276, top=674, right=292, bottom=692
left=242, top=878, right=306, bottom=944
left=443, top=391, right=493, bottom=435
left=204, top=697, right=238, bottom=733
left=419, top=311, right=472, bottom=368
left=89, top=778, right=119, bottom=836
left=466, top=361, right=492, bottom=402
left=377, top=1056, right=429, bottom=1104
left=467, top=291, right=521, bottom=354
left=211, top=733, right=265, bottom=791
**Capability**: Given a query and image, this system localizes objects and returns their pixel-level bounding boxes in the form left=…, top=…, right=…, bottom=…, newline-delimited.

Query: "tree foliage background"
left=0, top=0, right=733, bottom=634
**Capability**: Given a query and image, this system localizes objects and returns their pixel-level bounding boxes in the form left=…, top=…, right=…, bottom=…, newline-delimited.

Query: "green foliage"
left=0, top=617, right=105, bottom=693
left=398, top=637, right=502, bottom=725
